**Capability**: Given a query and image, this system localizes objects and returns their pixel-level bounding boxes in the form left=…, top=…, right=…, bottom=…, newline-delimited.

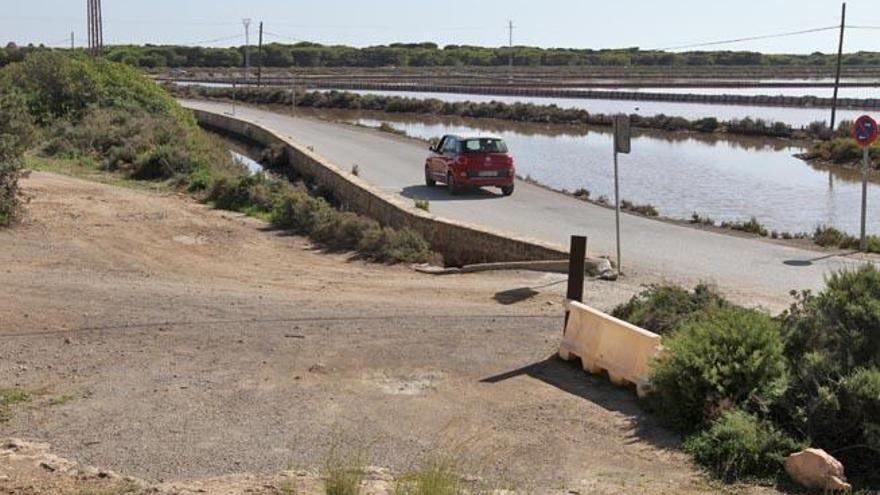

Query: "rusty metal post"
left=564, top=235, right=587, bottom=333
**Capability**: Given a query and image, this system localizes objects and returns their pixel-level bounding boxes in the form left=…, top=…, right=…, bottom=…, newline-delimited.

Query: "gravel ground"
left=0, top=172, right=780, bottom=494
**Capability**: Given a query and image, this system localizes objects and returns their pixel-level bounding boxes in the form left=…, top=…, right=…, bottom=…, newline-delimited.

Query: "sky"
left=4, top=0, right=880, bottom=54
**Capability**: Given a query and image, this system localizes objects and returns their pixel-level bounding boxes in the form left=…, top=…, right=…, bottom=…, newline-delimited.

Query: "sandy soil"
left=0, top=172, right=778, bottom=494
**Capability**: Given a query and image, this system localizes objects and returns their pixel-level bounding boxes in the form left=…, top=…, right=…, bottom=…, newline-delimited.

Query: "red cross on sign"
left=853, top=115, right=879, bottom=148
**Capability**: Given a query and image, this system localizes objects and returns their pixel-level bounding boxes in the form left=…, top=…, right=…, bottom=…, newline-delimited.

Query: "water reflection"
left=306, top=108, right=880, bottom=235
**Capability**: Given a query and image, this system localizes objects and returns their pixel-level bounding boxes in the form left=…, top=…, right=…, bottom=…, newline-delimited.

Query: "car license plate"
left=478, top=171, right=498, bottom=177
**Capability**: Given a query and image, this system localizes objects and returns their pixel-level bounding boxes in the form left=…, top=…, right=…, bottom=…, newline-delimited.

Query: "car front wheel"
left=447, top=173, right=460, bottom=195
left=425, top=169, right=436, bottom=187
left=501, top=185, right=515, bottom=196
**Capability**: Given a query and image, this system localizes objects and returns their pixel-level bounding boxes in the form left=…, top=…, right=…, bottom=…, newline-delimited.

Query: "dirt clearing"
left=0, top=172, right=776, bottom=494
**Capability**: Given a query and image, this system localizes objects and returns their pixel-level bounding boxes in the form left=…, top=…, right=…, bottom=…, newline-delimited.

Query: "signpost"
left=226, top=81, right=238, bottom=117
left=612, top=115, right=631, bottom=274
left=853, top=115, right=878, bottom=252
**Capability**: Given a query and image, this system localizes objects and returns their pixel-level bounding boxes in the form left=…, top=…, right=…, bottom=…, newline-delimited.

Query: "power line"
left=181, top=33, right=245, bottom=47
left=652, top=25, right=839, bottom=51
left=46, top=38, right=73, bottom=47
left=0, top=16, right=240, bottom=27
left=263, top=31, right=308, bottom=43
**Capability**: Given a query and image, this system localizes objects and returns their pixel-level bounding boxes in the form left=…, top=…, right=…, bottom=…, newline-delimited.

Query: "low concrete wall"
left=560, top=300, right=663, bottom=397
left=191, top=107, right=608, bottom=269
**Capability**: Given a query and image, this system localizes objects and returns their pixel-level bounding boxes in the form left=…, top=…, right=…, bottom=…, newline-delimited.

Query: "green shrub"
left=0, top=388, right=30, bottom=422
left=378, top=122, right=405, bottom=135
left=270, top=189, right=435, bottom=264
left=647, top=306, right=788, bottom=433
left=322, top=441, right=366, bottom=495
left=357, top=226, right=434, bottom=263
left=414, top=198, right=430, bottom=212
left=813, top=225, right=856, bottom=248
left=693, top=117, right=720, bottom=133
left=720, top=217, right=768, bottom=237
left=393, top=456, right=465, bottom=495
left=807, top=137, right=879, bottom=165
left=209, top=172, right=278, bottom=213
left=612, top=284, right=726, bottom=336
left=811, top=225, right=880, bottom=253
left=6, top=51, right=189, bottom=126
left=690, top=212, right=714, bottom=226
left=621, top=200, right=659, bottom=217
left=572, top=188, right=590, bottom=200
left=778, top=266, right=880, bottom=485
left=684, top=409, right=801, bottom=482
left=840, top=368, right=880, bottom=456
left=806, top=120, right=833, bottom=140
left=260, top=143, right=287, bottom=169
left=6, top=53, right=230, bottom=187
left=783, top=266, right=880, bottom=369
left=0, top=78, right=36, bottom=226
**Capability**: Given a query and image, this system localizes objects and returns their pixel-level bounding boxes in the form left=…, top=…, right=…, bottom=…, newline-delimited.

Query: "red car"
left=425, top=135, right=515, bottom=196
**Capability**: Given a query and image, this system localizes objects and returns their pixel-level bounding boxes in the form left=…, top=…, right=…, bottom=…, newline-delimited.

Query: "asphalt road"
left=182, top=99, right=868, bottom=307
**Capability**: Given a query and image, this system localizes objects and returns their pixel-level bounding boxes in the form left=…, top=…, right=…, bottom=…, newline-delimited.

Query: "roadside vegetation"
left=0, top=388, right=31, bottom=422
left=0, top=76, right=36, bottom=226
left=170, top=86, right=856, bottom=141
left=392, top=455, right=468, bottom=495
left=719, top=217, right=769, bottom=237
left=0, top=51, right=435, bottom=264
left=613, top=270, right=880, bottom=489
left=801, top=136, right=880, bottom=166
left=414, top=198, right=430, bottom=212
left=620, top=200, right=658, bottom=217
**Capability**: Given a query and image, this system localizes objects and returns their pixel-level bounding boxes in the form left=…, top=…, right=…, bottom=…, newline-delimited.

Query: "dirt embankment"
left=0, top=172, right=779, bottom=494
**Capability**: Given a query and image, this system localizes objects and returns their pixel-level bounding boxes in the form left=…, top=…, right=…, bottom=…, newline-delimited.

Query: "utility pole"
left=291, top=71, right=300, bottom=116
left=87, top=0, right=103, bottom=56
left=243, top=18, right=252, bottom=85
left=830, top=2, right=846, bottom=134
left=257, top=21, right=264, bottom=87
left=232, top=81, right=237, bottom=116
left=508, top=20, right=514, bottom=84
left=71, top=31, right=75, bottom=50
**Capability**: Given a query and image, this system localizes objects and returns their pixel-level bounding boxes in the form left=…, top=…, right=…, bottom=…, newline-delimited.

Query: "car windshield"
left=461, top=138, right=508, bottom=153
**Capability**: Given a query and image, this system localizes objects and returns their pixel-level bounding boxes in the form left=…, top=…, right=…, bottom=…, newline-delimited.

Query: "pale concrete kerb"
left=560, top=300, right=663, bottom=397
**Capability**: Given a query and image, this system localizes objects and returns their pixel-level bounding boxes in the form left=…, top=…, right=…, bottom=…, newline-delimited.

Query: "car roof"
left=446, top=135, right=504, bottom=141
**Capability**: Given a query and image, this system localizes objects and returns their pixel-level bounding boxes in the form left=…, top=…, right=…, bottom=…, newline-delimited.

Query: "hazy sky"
left=4, top=0, right=879, bottom=54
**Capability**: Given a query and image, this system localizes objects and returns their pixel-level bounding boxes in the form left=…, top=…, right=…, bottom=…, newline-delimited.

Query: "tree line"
left=4, top=41, right=880, bottom=69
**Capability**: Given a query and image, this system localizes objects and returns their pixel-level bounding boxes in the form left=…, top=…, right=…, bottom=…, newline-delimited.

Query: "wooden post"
left=564, top=235, right=587, bottom=333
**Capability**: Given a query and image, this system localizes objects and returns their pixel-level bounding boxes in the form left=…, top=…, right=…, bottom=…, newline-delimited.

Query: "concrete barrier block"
left=561, top=300, right=663, bottom=397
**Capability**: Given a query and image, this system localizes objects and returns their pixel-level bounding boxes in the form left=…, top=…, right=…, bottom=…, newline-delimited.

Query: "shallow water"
left=584, top=85, right=880, bottom=98
left=230, top=150, right=262, bottom=174
left=343, top=89, right=871, bottom=128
